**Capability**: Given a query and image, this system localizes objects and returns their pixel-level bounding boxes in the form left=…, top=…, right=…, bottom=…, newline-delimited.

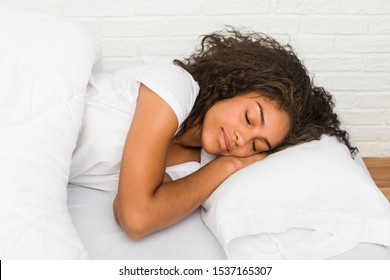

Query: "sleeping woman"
left=69, top=28, right=356, bottom=240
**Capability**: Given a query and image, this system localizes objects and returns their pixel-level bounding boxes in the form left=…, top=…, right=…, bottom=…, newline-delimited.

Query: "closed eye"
left=245, top=112, right=251, bottom=125
left=252, top=140, right=257, bottom=152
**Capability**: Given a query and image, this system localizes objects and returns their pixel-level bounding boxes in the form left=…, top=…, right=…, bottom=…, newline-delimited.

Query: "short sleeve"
left=135, top=63, right=199, bottom=133
left=165, top=161, right=201, bottom=181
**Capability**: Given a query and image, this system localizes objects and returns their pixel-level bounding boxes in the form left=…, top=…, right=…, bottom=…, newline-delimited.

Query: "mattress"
left=67, top=184, right=226, bottom=259
left=67, top=184, right=390, bottom=260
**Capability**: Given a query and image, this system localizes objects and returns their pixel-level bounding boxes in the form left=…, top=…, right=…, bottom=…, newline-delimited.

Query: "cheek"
left=200, top=121, right=218, bottom=154
left=231, top=145, right=255, bottom=158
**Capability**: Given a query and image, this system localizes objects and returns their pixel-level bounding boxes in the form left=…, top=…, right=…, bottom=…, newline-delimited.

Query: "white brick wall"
left=1, top=0, right=389, bottom=156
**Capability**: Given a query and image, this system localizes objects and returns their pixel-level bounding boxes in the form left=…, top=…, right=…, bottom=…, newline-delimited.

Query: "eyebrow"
left=257, top=102, right=265, bottom=126
left=256, top=102, right=272, bottom=151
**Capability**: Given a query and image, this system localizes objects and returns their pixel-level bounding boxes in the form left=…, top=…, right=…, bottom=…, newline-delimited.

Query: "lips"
left=220, top=128, right=231, bottom=153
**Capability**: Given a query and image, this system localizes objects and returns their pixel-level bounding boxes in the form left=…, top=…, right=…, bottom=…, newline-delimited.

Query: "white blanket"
left=0, top=7, right=99, bottom=259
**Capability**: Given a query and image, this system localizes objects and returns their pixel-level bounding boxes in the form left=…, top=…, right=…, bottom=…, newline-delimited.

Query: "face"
left=201, top=92, right=290, bottom=157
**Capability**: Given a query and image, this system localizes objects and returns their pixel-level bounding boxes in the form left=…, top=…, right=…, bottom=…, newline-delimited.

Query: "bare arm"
left=114, top=84, right=265, bottom=239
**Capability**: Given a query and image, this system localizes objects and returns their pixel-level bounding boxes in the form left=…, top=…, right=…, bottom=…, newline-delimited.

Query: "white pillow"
left=0, top=8, right=99, bottom=259
left=201, top=136, right=390, bottom=259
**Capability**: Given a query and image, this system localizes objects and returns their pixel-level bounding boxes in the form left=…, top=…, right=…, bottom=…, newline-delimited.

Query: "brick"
left=100, top=20, right=167, bottom=37
left=333, top=35, right=390, bottom=53
left=364, top=55, right=390, bottom=71
left=133, top=0, right=201, bottom=16
left=134, top=38, right=197, bottom=57
left=357, top=94, right=390, bottom=109
left=171, top=17, right=296, bottom=37
left=167, top=18, right=230, bottom=35
left=314, top=73, right=390, bottom=91
left=353, top=142, right=379, bottom=157
left=347, top=125, right=390, bottom=142
left=378, top=141, right=390, bottom=156
left=304, top=56, right=363, bottom=72
left=340, top=0, right=386, bottom=14
left=233, top=16, right=300, bottom=34
left=355, top=93, right=390, bottom=109
left=333, top=93, right=359, bottom=109
left=275, top=0, right=339, bottom=14
left=387, top=111, right=390, bottom=125
left=99, top=38, right=135, bottom=57
left=290, top=36, right=334, bottom=55
left=341, top=110, right=385, bottom=125
left=0, top=0, right=63, bottom=16
left=301, top=16, right=368, bottom=34
left=370, top=16, right=390, bottom=34
left=64, top=0, right=131, bottom=17
left=203, top=0, right=271, bottom=15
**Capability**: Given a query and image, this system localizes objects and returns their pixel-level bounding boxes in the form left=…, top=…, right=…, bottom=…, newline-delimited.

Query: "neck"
left=174, top=126, right=202, bottom=148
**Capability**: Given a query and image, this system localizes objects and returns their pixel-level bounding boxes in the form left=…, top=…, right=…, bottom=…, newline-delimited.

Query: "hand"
left=217, top=152, right=268, bottom=173
left=234, top=152, right=268, bottom=170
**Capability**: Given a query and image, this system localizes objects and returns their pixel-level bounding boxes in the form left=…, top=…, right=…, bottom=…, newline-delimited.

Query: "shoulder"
left=136, top=63, right=200, bottom=131
left=136, top=63, right=199, bottom=92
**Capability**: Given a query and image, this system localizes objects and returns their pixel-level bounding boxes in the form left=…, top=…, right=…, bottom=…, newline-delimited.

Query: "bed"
left=1, top=7, right=390, bottom=260
left=67, top=184, right=390, bottom=260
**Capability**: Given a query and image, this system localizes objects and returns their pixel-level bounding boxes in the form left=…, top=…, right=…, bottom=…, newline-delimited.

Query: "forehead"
left=233, top=91, right=272, bottom=105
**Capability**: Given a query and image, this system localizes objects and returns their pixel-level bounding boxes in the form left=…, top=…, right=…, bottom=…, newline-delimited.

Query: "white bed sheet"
left=67, top=184, right=390, bottom=260
left=67, top=184, right=226, bottom=259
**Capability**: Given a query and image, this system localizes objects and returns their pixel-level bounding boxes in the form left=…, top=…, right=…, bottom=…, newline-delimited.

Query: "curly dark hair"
left=173, top=28, right=357, bottom=155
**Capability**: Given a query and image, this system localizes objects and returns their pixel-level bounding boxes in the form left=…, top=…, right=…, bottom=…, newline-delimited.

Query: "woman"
left=70, top=28, right=355, bottom=240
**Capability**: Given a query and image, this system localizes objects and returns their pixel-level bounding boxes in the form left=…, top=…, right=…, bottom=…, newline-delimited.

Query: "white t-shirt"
left=69, top=63, right=200, bottom=191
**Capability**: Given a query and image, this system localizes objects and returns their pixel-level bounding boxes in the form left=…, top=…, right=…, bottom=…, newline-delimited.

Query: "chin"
left=202, top=145, right=213, bottom=155
left=201, top=142, right=218, bottom=156
left=201, top=132, right=221, bottom=155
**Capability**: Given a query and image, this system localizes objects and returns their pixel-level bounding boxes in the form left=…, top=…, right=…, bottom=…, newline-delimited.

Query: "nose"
left=234, top=128, right=255, bottom=148
left=234, top=131, right=243, bottom=147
